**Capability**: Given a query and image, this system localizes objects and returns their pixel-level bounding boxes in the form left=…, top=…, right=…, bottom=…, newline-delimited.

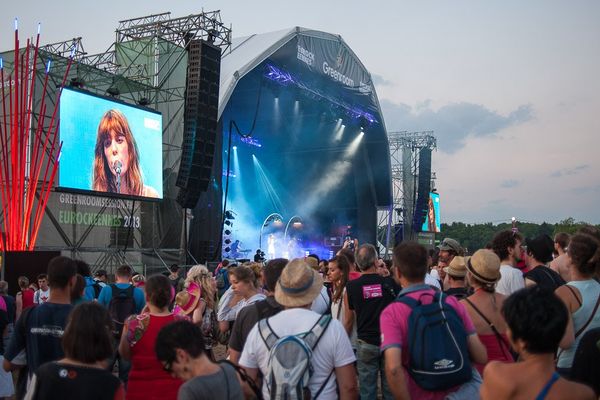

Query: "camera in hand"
left=254, top=249, right=266, bottom=262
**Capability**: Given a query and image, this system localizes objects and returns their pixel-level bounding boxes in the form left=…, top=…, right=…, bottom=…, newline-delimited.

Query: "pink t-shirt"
left=380, top=285, right=476, bottom=400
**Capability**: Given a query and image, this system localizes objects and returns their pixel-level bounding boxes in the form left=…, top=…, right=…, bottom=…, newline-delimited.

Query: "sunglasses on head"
left=162, top=360, right=173, bottom=374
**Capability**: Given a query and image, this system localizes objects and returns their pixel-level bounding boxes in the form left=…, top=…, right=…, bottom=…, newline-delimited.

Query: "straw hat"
left=304, top=256, right=319, bottom=270
left=275, top=258, right=323, bottom=307
left=443, top=256, right=467, bottom=278
left=173, top=282, right=201, bottom=315
left=466, top=249, right=501, bottom=284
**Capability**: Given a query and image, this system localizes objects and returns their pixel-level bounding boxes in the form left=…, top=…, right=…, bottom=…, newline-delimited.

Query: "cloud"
left=371, top=73, right=393, bottom=87
left=501, top=180, right=519, bottom=188
left=380, top=99, right=534, bottom=153
left=550, top=164, right=589, bottom=178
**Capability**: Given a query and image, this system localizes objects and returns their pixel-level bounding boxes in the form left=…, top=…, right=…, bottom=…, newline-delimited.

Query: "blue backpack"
left=396, top=291, right=472, bottom=391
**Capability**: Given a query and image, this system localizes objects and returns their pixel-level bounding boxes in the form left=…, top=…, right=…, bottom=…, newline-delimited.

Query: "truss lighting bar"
left=240, top=136, right=262, bottom=147
left=264, top=63, right=377, bottom=125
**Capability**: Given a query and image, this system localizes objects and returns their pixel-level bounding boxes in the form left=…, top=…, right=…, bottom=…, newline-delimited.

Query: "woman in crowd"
left=461, top=250, right=514, bottom=374
left=217, top=265, right=265, bottom=335
left=119, top=274, right=183, bottom=399
left=329, top=255, right=350, bottom=322
left=480, top=286, right=594, bottom=400
left=328, top=255, right=358, bottom=350
left=555, top=233, right=600, bottom=377
left=25, top=302, right=124, bottom=400
left=15, top=276, right=35, bottom=320
left=174, top=264, right=218, bottom=359
left=92, top=109, right=158, bottom=198
left=155, top=320, right=248, bottom=399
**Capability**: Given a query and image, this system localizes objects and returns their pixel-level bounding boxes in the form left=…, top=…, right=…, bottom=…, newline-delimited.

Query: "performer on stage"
left=267, top=234, right=276, bottom=260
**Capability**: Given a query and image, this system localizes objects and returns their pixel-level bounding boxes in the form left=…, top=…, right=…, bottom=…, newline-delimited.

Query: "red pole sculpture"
left=0, top=20, right=74, bottom=251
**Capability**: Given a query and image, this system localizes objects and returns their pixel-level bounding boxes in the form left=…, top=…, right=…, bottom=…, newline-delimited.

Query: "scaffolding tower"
left=1, top=11, right=231, bottom=274
left=377, top=131, right=436, bottom=256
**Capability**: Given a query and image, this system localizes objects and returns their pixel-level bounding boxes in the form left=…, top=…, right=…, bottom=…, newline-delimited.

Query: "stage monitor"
left=421, top=192, right=441, bottom=233
left=59, top=88, right=163, bottom=200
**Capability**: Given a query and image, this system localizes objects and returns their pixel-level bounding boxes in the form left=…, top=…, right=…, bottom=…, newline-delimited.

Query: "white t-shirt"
left=496, top=264, right=524, bottom=296
left=425, top=273, right=441, bottom=290
left=239, top=308, right=356, bottom=400
left=217, top=288, right=266, bottom=321
left=34, top=289, right=50, bottom=304
left=310, top=286, right=330, bottom=314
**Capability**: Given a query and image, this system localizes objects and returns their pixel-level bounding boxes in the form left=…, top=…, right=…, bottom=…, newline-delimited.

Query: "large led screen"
left=421, top=192, right=441, bottom=233
left=59, top=88, right=163, bottom=199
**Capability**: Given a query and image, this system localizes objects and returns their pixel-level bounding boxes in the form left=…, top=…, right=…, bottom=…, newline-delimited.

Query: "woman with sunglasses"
left=119, top=275, right=183, bottom=399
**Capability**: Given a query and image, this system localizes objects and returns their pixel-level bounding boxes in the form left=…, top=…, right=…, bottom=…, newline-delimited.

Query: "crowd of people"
left=0, top=226, right=598, bottom=399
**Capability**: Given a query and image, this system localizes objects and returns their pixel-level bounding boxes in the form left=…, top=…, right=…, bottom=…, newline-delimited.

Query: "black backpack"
left=108, top=284, right=136, bottom=338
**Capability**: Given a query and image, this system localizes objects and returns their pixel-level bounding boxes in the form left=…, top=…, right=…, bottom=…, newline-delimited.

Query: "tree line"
left=439, top=218, right=599, bottom=254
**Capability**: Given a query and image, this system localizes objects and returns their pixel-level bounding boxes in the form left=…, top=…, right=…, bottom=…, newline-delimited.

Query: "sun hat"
left=443, top=256, right=467, bottom=278
left=304, top=256, right=319, bottom=270
left=438, top=238, right=462, bottom=253
left=466, top=249, right=501, bottom=284
left=173, top=281, right=201, bottom=315
left=275, top=258, right=323, bottom=307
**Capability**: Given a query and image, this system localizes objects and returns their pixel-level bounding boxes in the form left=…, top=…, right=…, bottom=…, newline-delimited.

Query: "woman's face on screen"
left=103, top=129, right=130, bottom=176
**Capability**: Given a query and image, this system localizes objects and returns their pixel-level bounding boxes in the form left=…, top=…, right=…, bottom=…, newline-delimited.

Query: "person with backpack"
left=74, top=259, right=100, bottom=301
left=345, top=244, right=400, bottom=400
left=97, top=265, right=145, bottom=387
left=228, top=258, right=287, bottom=364
left=380, top=242, right=487, bottom=400
left=239, top=258, right=358, bottom=400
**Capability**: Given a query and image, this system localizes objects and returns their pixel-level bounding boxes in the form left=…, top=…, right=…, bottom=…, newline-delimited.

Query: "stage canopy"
left=192, top=27, right=392, bottom=260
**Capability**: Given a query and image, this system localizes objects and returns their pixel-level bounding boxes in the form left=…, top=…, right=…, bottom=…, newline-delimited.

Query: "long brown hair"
left=330, top=255, right=350, bottom=304
left=92, top=109, right=144, bottom=195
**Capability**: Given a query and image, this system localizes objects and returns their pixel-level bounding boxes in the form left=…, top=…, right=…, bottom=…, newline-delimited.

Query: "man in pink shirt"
left=380, top=242, right=487, bottom=399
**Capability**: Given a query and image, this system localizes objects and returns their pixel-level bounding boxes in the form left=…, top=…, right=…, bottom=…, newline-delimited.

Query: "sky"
left=2, top=1, right=599, bottom=224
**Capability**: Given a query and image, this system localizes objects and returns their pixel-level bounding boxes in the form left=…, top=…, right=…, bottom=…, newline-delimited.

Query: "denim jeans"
left=356, top=339, right=392, bottom=400
left=108, top=349, right=131, bottom=388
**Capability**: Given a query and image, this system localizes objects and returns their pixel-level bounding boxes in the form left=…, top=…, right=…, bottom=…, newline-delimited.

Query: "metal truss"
left=377, top=131, right=436, bottom=255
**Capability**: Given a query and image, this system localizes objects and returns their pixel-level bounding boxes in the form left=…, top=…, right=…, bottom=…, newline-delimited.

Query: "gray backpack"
left=258, top=314, right=332, bottom=400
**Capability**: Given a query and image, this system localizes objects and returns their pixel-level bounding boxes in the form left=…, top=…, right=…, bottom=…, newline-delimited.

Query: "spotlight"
left=224, top=246, right=231, bottom=252
left=232, top=146, right=237, bottom=150
left=138, top=97, right=150, bottom=106
left=225, top=210, right=236, bottom=220
left=224, top=220, right=232, bottom=226
left=224, top=239, right=231, bottom=245
left=224, top=229, right=231, bottom=235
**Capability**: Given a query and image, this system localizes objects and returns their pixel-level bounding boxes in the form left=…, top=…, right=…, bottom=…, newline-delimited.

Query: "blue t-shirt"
left=4, top=302, right=73, bottom=376
left=97, top=283, right=145, bottom=313
left=82, top=276, right=98, bottom=301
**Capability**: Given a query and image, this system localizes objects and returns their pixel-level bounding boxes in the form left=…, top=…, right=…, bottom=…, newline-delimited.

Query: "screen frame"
left=56, top=86, right=163, bottom=202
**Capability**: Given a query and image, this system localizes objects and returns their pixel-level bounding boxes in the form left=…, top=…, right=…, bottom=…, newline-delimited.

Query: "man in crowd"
left=443, top=256, right=470, bottom=299
left=33, top=274, right=50, bottom=305
left=524, top=234, right=565, bottom=290
left=491, top=230, right=525, bottom=296
left=229, top=258, right=287, bottom=364
left=550, top=232, right=571, bottom=282
left=438, top=237, right=463, bottom=265
left=4, top=256, right=77, bottom=389
left=97, top=265, right=145, bottom=386
left=345, top=244, right=399, bottom=400
left=381, top=242, right=487, bottom=399
left=94, top=269, right=108, bottom=288
left=75, top=259, right=100, bottom=301
left=240, top=258, right=358, bottom=399
left=0, top=281, right=15, bottom=339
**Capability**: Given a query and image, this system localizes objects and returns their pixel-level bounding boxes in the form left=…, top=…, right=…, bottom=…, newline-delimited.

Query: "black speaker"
left=176, top=39, right=222, bottom=209
left=412, top=148, right=432, bottom=231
